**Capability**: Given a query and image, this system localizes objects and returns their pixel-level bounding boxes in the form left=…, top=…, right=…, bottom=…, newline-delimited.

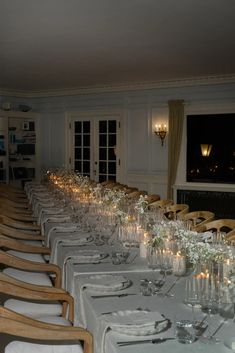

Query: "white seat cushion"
left=7, top=250, right=46, bottom=263
left=5, top=317, right=83, bottom=353
left=3, top=268, right=53, bottom=286
left=4, top=299, right=62, bottom=318
left=5, top=341, right=83, bottom=353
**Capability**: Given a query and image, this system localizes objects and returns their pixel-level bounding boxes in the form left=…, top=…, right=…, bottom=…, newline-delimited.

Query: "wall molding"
left=1, top=74, right=235, bottom=98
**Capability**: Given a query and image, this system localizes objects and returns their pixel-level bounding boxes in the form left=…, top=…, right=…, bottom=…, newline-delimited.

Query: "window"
left=187, top=113, right=235, bottom=184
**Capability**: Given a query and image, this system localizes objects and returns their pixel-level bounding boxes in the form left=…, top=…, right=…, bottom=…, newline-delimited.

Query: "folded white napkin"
left=97, top=310, right=169, bottom=353
left=50, top=234, right=94, bottom=264
left=199, top=231, right=214, bottom=241
left=41, top=215, right=71, bottom=235
left=38, top=207, right=65, bottom=225
left=78, top=274, right=130, bottom=328
left=46, top=225, right=79, bottom=246
left=34, top=200, right=55, bottom=216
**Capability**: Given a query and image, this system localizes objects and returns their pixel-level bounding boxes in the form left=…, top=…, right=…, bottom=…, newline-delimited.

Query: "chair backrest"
left=148, top=199, right=173, bottom=211
left=182, top=210, right=215, bottom=230
left=164, top=204, right=189, bottom=220
left=196, top=219, right=235, bottom=234
left=145, top=194, right=161, bottom=205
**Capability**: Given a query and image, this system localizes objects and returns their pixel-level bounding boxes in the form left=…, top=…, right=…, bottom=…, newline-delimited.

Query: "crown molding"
left=1, top=74, right=235, bottom=98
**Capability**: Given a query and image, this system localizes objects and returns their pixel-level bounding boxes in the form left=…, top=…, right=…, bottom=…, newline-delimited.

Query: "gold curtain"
left=167, top=100, right=185, bottom=199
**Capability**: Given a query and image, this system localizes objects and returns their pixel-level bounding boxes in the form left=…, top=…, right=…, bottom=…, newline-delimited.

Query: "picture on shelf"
left=22, top=121, right=29, bottom=130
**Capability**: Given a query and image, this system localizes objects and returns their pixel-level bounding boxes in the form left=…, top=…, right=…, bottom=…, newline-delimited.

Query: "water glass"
left=140, top=279, right=153, bottom=296
left=175, top=319, right=196, bottom=344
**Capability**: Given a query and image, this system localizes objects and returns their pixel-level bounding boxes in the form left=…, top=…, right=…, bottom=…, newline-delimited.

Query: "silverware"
left=117, top=337, right=175, bottom=346
left=158, top=277, right=181, bottom=297
left=209, top=319, right=227, bottom=338
left=91, top=293, right=136, bottom=299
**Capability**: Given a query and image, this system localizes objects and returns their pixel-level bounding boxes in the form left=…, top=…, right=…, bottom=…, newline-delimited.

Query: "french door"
left=67, top=113, right=121, bottom=183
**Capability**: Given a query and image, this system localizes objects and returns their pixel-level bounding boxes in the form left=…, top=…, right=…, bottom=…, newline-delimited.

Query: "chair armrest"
left=0, top=235, right=50, bottom=255
left=1, top=215, right=40, bottom=231
left=0, top=223, right=44, bottom=240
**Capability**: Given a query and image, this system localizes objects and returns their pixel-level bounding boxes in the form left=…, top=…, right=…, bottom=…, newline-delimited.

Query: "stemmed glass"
left=145, top=246, right=165, bottom=294
left=199, top=276, right=220, bottom=344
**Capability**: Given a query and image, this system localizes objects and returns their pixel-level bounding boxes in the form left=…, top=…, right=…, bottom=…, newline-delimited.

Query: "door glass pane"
left=108, top=134, right=116, bottom=147
left=83, top=161, right=90, bottom=173
left=108, top=120, right=116, bottom=133
left=83, top=148, right=90, bottom=160
left=83, top=121, right=90, bottom=133
left=108, top=148, right=116, bottom=160
left=99, top=121, right=107, bottom=133
left=99, top=175, right=107, bottom=183
left=75, top=121, right=81, bottom=133
left=83, top=135, right=90, bottom=146
left=99, top=134, right=107, bottom=146
left=99, top=161, right=107, bottom=173
left=75, top=161, right=81, bottom=172
left=75, top=148, right=81, bottom=160
left=99, top=148, right=107, bottom=160
left=75, top=135, right=81, bottom=146
left=108, top=162, right=116, bottom=174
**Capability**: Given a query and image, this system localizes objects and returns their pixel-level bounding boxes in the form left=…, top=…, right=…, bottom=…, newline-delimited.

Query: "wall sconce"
left=201, top=144, right=212, bottom=157
left=154, top=124, right=168, bottom=146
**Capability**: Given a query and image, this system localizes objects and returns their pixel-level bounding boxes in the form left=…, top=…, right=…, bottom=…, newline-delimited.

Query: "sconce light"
left=201, top=144, right=212, bottom=157
left=154, top=124, right=168, bottom=146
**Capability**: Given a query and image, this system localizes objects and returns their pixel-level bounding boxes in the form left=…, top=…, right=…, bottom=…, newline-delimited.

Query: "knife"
left=117, top=337, right=175, bottom=346
left=91, top=293, right=136, bottom=299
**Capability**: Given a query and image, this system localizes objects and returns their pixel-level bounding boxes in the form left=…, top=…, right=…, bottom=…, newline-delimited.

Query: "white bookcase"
left=0, top=111, right=40, bottom=187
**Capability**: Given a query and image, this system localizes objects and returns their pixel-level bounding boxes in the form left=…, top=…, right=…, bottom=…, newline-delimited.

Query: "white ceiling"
left=1, top=0, right=235, bottom=93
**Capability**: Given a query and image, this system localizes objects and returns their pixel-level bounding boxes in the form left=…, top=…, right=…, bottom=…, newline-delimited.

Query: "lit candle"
left=223, top=259, right=233, bottom=278
left=172, top=252, right=186, bottom=276
left=140, top=242, right=147, bottom=258
left=139, top=232, right=149, bottom=258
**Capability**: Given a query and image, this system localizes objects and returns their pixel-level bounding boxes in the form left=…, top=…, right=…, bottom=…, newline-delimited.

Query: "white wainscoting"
left=126, top=172, right=168, bottom=198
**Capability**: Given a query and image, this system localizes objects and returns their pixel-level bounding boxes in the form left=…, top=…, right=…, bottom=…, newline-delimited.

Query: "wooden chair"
left=0, top=235, right=49, bottom=262
left=196, top=219, right=235, bottom=239
left=0, top=223, right=44, bottom=241
left=0, top=197, right=31, bottom=210
left=0, top=250, right=61, bottom=288
left=0, top=203, right=33, bottom=215
left=145, top=194, right=161, bottom=205
left=0, top=191, right=28, bottom=203
left=0, top=307, right=93, bottom=353
left=164, top=204, right=189, bottom=220
left=0, top=272, right=74, bottom=323
left=148, top=199, right=173, bottom=212
left=226, top=229, right=235, bottom=242
left=181, top=210, right=215, bottom=231
left=0, top=209, right=36, bottom=222
left=0, top=215, right=40, bottom=232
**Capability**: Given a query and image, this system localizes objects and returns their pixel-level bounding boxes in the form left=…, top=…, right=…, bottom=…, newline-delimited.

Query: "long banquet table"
left=45, top=221, right=235, bottom=353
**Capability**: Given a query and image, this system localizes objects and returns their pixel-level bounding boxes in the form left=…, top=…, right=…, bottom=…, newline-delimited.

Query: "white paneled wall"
left=1, top=80, right=235, bottom=199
